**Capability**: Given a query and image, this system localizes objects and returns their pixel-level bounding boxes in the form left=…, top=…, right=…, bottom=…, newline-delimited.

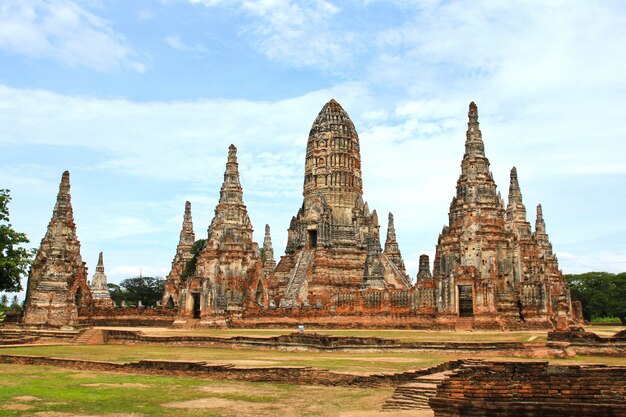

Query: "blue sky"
left=1, top=0, right=625, bottom=295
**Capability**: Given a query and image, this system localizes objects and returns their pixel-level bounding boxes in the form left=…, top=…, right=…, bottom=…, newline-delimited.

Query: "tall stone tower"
left=162, top=201, right=195, bottom=309
left=90, top=251, right=113, bottom=307
left=273, top=99, right=410, bottom=308
left=23, top=171, right=92, bottom=327
left=433, top=102, right=507, bottom=318
left=179, top=145, right=263, bottom=317
left=433, top=102, right=571, bottom=329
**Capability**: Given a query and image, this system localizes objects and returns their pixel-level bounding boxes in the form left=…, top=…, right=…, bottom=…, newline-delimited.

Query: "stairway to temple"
left=71, top=328, right=105, bottom=345
left=382, top=371, right=453, bottom=411
left=496, top=288, right=522, bottom=330
left=455, top=316, right=474, bottom=331
left=279, top=250, right=313, bottom=308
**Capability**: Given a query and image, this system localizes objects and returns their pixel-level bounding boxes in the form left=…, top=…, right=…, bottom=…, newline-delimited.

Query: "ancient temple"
left=272, top=99, right=411, bottom=308
left=432, top=102, right=570, bottom=329
left=162, top=201, right=195, bottom=309
left=177, top=145, right=265, bottom=317
left=89, top=251, right=113, bottom=307
left=23, top=171, right=92, bottom=327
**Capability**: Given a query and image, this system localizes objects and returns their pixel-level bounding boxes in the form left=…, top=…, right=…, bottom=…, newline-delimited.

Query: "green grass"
left=137, top=327, right=549, bottom=343
left=0, top=344, right=451, bottom=373
left=0, top=364, right=394, bottom=417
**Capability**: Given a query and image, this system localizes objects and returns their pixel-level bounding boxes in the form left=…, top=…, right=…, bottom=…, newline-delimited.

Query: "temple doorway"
left=458, top=285, right=474, bottom=317
left=192, top=292, right=201, bottom=319
left=74, top=287, right=83, bottom=307
left=308, top=230, right=318, bottom=248
left=165, top=295, right=175, bottom=309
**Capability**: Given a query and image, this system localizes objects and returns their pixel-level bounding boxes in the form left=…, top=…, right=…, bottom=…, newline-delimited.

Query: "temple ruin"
left=23, top=171, right=92, bottom=326
left=270, top=99, right=411, bottom=309
left=22, top=101, right=574, bottom=330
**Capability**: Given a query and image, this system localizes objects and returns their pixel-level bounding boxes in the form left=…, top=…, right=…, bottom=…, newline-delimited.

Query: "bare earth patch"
left=35, top=413, right=143, bottom=417
left=339, top=411, right=432, bottom=417
left=3, top=403, right=35, bottom=410
left=12, top=395, right=41, bottom=401
left=163, top=397, right=268, bottom=411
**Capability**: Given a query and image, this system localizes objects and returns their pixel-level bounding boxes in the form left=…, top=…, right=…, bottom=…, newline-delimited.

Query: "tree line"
left=566, top=272, right=626, bottom=324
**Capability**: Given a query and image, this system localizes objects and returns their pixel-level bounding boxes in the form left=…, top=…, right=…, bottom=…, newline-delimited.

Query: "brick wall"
left=430, top=361, right=626, bottom=417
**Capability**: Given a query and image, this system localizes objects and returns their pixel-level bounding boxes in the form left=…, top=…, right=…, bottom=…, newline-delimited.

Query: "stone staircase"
left=382, top=371, right=452, bottom=411
left=455, top=316, right=474, bottom=331
left=71, top=328, right=105, bottom=345
left=279, top=250, right=313, bottom=307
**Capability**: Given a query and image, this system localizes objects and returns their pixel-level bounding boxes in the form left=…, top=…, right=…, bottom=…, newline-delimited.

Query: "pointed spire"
left=96, top=251, right=104, bottom=272
left=386, top=212, right=397, bottom=243
left=208, top=145, right=254, bottom=245
left=52, top=170, right=74, bottom=224
left=416, top=254, right=432, bottom=282
left=464, top=101, right=485, bottom=158
left=383, top=212, right=407, bottom=276
left=263, top=224, right=276, bottom=269
left=179, top=201, right=195, bottom=247
left=91, top=251, right=108, bottom=291
left=219, top=144, right=243, bottom=205
left=535, top=204, right=546, bottom=236
left=506, top=166, right=528, bottom=232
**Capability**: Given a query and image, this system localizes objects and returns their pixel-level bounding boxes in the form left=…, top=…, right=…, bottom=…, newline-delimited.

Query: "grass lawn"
left=132, top=327, right=551, bottom=343
left=0, top=344, right=452, bottom=373
left=0, top=364, right=422, bottom=417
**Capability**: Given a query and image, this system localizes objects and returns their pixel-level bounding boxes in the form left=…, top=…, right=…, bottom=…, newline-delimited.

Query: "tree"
left=0, top=189, right=34, bottom=292
left=566, top=272, right=626, bottom=324
left=107, top=276, right=165, bottom=307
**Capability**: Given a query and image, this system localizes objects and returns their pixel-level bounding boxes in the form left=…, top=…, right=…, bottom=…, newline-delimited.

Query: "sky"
left=1, top=0, right=625, bottom=296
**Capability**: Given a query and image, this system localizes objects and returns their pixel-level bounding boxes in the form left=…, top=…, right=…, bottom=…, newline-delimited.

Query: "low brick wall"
left=548, top=329, right=626, bottom=356
left=104, top=329, right=572, bottom=358
left=0, top=354, right=465, bottom=387
left=430, top=361, right=626, bottom=417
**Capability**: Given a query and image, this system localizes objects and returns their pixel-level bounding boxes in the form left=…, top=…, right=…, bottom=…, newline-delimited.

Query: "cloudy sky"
left=1, top=0, right=625, bottom=294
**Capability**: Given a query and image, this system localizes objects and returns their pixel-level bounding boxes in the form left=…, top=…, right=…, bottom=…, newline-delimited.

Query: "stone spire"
left=262, top=224, right=276, bottom=270
left=383, top=212, right=406, bottom=275
left=303, top=98, right=363, bottom=225
left=180, top=201, right=195, bottom=247
left=464, top=101, right=485, bottom=159
left=208, top=145, right=253, bottom=247
left=534, top=204, right=552, bottom=252
left=91, top=252, right=107, bottom=289
left=506, top=167, right=531, bottom=239
left=23, top=171, right=91, bottom=326
left=416, top=254, right=432, bottom=282
left=90, top=251, right=113, bottom=305
left=162, top=201, right=196, bottom=307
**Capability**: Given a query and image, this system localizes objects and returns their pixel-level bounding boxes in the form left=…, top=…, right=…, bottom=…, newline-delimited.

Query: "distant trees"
left=107, top=276, right=165, bottom=307
left=0, top=189, right=34, bottom=292
left=566, top=272, right=626, bottom=324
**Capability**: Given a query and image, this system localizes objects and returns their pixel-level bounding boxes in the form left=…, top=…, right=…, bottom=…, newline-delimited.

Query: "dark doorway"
left=74, top=287, right=83, bottom=307
left=458, top=285, right=474, bottom=317
left=308, top=230, right=318, bottom=248
left=192, top=293, right=201, bottom=319
left=166, top=295, right=175, bottom=309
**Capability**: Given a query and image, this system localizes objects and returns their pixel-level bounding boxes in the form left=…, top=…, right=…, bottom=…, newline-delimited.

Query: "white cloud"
left=185, top=0, right=356, bottom=69
left=164, top=35, right=208, bottom=55
left=0, top=0, right=146, bottom=72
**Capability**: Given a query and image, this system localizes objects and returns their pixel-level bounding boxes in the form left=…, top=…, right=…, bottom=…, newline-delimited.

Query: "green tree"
left=0, top=189, right=34, bottom=292
left=566, top=272, right=626, bottom=324
left=107, top=277, right=165, bottom=307
left=180, top=239, right=206, bottom=280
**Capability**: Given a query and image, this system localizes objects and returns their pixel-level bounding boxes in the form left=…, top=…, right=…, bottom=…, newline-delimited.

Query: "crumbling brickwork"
left=23, top=171, right=92, bottom=326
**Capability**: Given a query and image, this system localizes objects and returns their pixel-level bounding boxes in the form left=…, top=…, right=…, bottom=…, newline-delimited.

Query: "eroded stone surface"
left=23, top=171, right=92, bottom=327
left=271, top=99, right=411, bottom=309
